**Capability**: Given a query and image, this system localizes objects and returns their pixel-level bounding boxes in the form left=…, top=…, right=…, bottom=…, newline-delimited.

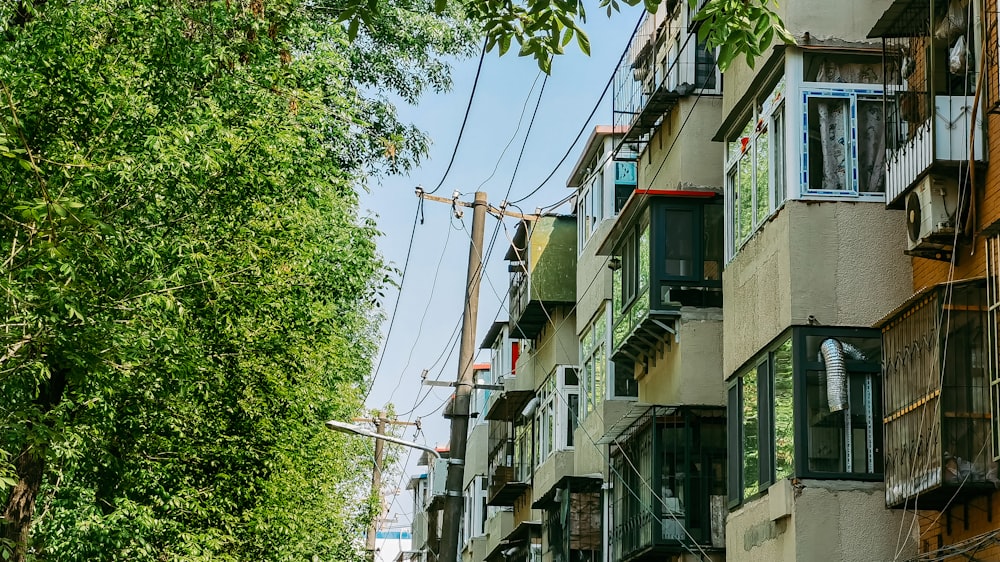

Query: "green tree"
left=0, top=1, right=472, bottom=560
left=337, top=0, right=794, bottom=72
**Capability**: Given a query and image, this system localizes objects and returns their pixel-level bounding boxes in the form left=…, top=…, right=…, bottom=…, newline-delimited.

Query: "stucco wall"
left=464, top=423, right=489, bottom=489
left=532, top=449, right=575, bottom=504
left=484, top=510, right=514, bottom=557
left=726, top=480, right=917, bottom=561
left=511, top=308, right=578, bottom=393
left=575, top=398, right=634, bottom=476
left=639, top=96, right=723, bottom=190
left=723, top=201, right=912, bottom=377
left=639, top=312, right=725, bottom=406
left=576, top=218, right=615, bottom=334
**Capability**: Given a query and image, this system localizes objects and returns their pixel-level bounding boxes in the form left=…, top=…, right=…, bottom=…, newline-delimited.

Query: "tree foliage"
left=0, top=0, right=472, bottom=560
left=338, top=0, right=794, bottom=72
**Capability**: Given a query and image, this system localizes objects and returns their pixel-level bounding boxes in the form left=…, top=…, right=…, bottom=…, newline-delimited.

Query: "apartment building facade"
left=408, top=1, right=1000, bottom=561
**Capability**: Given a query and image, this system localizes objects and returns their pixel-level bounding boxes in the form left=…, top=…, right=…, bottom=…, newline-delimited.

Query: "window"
left=581, top=304, right=637, bottom=420
left=463, top=476, right=488, bottom=545
left=728, top=328, right=882, bottom=506
left=610, top=407, right=726, bottom=560
left=726, top=78, right=785, bottom=256
left=579, top=158, right=637, bottom=253
left=802, top=90, right=885, bottom=196
left=535, top=366, right=580, bottom=464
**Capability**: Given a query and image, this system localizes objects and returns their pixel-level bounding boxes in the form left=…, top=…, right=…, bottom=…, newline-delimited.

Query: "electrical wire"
left=426, top=40, right=488, bottom=195
left=508, top=13, right=645, bottom=206
left=365, top=201, right=421, bottom=403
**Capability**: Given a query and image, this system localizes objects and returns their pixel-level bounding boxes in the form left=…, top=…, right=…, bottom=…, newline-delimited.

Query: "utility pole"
left=353, top=412, right=419, bottom=562
left=438, top=191, right=486, bottom=562
left=415, top=188, right=534, bottom=562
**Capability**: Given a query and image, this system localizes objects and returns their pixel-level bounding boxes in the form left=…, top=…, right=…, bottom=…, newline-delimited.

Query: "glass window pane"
left=738, top=153, right=753, bottom=244
left=614, top=359, right=637, bottom=397
left=807, top=97, right=850, bottom=192
left=703, top=203, right=723, bottom=281
left=755, top=128, right=769, bottom=225
left=742, top=370, right=760, bottom=498
left=857, top=99, right=886, bottom=193
left=772, top=108, right=786, bottom=208
left=773, top=338, right=795, bottom=480
left=727, top=167, right=740, bottom=251
left=639, top=224, right=650, bottom=292
left=664, top=209, right=694, bottom=278
left=567, top=393, right=579, bottom=447
left=594, top=348, right=606, bottom=406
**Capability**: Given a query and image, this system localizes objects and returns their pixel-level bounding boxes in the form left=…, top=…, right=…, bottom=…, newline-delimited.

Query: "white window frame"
left=534, top=366, right=579, bottom=465
left=725, top=77, right=786, bottom=260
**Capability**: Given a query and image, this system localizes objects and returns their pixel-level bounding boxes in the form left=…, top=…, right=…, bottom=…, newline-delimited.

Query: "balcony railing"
left=485, top=390, right=534, bottom=506
left=872, top=2, right=985, bottom=206
left=612, top=1, right=718, bottom=157
left=881, top=280, right=993, bottom=509
left=609, top=407, right=726, bottom=562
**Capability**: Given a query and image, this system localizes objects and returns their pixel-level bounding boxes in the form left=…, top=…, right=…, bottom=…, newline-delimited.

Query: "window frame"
left=727, top=326, right=883, bottom=507
left=535, top=366, right=580, bottom=465
left=580, top=302, right=637, bottom=421
left=799, top=88, right=885, bottom=198
left=725, top=78, right=787, bottom=259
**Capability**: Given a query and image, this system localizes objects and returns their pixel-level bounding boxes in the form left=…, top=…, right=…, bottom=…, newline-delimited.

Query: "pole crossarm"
left=415, top=187, right=538, bottom=221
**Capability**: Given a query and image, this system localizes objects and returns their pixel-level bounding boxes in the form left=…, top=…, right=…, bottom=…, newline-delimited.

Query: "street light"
left=324, top=420, right=441, bottom=459
left=326, top=420, right=442, bottom=562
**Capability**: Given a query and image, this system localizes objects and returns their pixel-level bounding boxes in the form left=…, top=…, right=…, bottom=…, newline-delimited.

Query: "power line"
left=426, top=40, right=488, bottom=195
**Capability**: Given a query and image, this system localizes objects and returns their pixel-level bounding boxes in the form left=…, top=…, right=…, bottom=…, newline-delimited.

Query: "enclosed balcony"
left=506, top=216, right=576, bottom=340
left=534, top=476, right=602, bottom=562
left=880, top=279, right=994, bottom=509
left=869, top=0, right=985, bottom=206
left=607, top=406, right=726, bottom=562
left=612, top=0, right=719, bottom=157
left=485, top=390, right=534, bottom=506
left=597, top=190, right=723, bottom=364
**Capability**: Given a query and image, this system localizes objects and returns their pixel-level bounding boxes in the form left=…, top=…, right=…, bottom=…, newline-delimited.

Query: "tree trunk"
left=1, top=449, right=45, bottom=562
left=1, top=364, right=68, bottom=561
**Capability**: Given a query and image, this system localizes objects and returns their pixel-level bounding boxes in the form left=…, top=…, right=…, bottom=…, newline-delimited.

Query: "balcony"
left=598, top=191, right=723, bottom=364
left=607, top=406, right=726, bottom=562
left=506, top=216, right=576, bottom=340
left=534, top=476, right=603, bottom=562
left=484, top=520, right=540, bottom=562
left=485, top=390, right=534, bottom=506
left=869, top=0, right=985, bottom=207
left=612, top=0, right=719, bottom=157
left=880, top=279, right=993, bottom=509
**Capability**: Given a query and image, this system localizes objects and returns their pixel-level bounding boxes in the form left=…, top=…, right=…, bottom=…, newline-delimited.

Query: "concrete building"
left=407, top=1, right=1000, bottom=561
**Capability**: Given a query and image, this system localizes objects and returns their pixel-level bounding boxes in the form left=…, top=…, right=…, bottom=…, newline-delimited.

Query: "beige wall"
left=639, top=96, right=723, bottom=190
left=576, top=218, right=615, bottom=334
left=515, top=308, right=578, bottom=392
left=484, top=510, right=514, bottom=558
left=638, top=312, right=725, bottom=406
left=464, top=423, right=489, bottom=489
left=726, top=480, right=917, bottom=561
left=723, top=201, right=912, bottom=377
left=462, top=536, right=488, bottom=562
left=575, top=398, right=634, bottom=476
left=532, top=449, right=575, bottom=504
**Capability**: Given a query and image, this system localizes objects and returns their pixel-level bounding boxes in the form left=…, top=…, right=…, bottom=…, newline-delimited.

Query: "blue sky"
left=358, top=5, right=643, bottom=533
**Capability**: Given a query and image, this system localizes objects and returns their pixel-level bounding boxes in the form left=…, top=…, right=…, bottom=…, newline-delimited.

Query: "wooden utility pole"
left=354, top=412, right=419, bottom=562
left=438, top=191, right=487, bottom=562
left=415, top=188, right=534, bottom=562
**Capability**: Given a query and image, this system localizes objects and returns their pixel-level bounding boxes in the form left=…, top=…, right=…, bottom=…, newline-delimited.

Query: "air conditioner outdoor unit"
left=905, top=175, right=958, bottom=253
